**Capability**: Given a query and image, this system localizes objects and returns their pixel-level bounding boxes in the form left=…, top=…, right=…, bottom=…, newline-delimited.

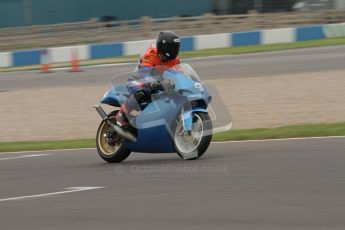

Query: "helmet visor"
left=165, top=41, right=180, bottom=60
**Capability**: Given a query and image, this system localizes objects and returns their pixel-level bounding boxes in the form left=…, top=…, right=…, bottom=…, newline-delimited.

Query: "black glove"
left=133, top=90, right=148, bottom=103
left=150, top=79, right=172, bottom=92
left=150, top=81, right=161, bottom=91
left=159, top=79, right=172, bottom=92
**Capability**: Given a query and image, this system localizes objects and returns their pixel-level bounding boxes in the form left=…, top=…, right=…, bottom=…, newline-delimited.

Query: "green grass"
left=0, top=139, right=95, bottom=153
left=180, top=36, right=345, bottom=58
left=1, top=37, right=345, bottom=73
left=1, top=122, right=345, bottom=153
left=212, top=122, right=345, bottom=142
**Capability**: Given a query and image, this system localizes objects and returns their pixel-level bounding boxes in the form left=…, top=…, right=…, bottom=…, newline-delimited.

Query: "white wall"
left=0, top=52, right=12, bottom=68
left=49, top=45, right=89, bottom=63
left=262, top=28, right=295, bottom=45
left=323, top=23, right=345, bottom=38
left=195, top=33, right=229, bottom=50
left=123, top=40, right=155, bottom=56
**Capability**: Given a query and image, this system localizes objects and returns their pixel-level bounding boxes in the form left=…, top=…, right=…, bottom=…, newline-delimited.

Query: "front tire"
left=96, top=111, right=131, bottom=163
left=174, top=112, right=212, bottom=160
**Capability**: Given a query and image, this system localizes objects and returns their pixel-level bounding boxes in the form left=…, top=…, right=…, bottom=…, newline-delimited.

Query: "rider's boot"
left=114, top=105, right=138, bottom=142
left=115, top=106, right=129, bottom=127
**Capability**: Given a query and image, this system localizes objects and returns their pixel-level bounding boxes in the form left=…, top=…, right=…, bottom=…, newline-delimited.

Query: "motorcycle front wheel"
left=174, top=112, right=212, bottom=160
left=96, top=111, right=131, bottom=163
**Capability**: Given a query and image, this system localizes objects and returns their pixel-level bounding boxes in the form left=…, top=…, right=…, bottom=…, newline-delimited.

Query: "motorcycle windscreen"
left=110, top=64, right=232, bottom=136
left=154, top=64, right=233, bottom=135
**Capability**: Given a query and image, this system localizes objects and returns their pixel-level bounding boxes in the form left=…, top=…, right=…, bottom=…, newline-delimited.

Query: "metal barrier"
left=0, top=10, right=345, bottom=51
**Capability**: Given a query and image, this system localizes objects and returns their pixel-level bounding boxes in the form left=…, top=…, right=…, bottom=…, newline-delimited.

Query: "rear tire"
left=174, top=112, right=212, bottom=160
left=96, top=111, right=131, bottom=163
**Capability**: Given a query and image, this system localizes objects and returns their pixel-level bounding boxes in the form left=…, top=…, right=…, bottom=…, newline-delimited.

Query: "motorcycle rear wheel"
left=96, top=111, right=131, bottom=163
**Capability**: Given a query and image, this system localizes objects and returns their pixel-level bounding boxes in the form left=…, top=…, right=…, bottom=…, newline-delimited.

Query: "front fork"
left=182, top=110, right=193, bottom=132
left=177, top=108, right=193, bottom=135
left=179, top=107, right=209, bottom=135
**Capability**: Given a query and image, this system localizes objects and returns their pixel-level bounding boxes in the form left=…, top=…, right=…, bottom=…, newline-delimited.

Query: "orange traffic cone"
left=69, top=48, right=82, bottom=72
left=41, top=49, right=52, bottom=73
left=41, top=63, right=50, bottom=73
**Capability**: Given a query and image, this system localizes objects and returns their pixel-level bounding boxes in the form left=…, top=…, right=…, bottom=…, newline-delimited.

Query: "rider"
left=116, top=31, right=181, bottom=127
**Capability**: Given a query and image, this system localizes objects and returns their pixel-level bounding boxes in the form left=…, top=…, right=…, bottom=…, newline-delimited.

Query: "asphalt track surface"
left=0, top=137, right=344, bottom=230
left=1, top=46, right=345, bottom=229
left=1, top=45, right=345, bottom=91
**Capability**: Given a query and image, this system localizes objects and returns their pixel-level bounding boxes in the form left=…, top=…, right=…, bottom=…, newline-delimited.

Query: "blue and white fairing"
left=100, top=64, right=212, bottom=153
left=101, top=84, right=129, bottom=107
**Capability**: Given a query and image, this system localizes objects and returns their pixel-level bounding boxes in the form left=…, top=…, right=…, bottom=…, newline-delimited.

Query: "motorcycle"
left=93, top=63, right=213, bottom=163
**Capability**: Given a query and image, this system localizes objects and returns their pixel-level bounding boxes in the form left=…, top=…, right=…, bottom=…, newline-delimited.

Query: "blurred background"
left=1, top=0, right=345, bottom=142
left=1, top=0, right=345, bottom=51
left=1, top=0, right=345, bottom=27
left=1, top=2, right=345, bottom=229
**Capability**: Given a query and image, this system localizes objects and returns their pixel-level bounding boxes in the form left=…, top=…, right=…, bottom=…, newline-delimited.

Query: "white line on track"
left=212, top=135, right=345, bottom=144
left=4, top=45, right=345, bottom=75
left=1, top=53, right=262, bottom=75
left=0, top=186, right=104, bottom=202
left=52, top=62, right=134, bottom=71
left=0, top=148, right=95, bottom=155
left=2, top=62, right=134, bottom=75
left=2, top=56, right=223, bottom=75
left=0, top=136, right=344, bottom=155
left=0, top=153, right=51, bottom=160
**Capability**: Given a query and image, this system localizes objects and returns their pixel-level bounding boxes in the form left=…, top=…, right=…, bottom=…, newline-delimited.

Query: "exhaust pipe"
left=93, top=105, right=108, bottom=120
left=93, top=105, right=137, bottom=143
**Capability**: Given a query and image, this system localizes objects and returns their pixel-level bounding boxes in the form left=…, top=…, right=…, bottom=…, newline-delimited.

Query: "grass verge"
left=180, top=36, right=345, bottom=58
left=0, top=139, right=95, bottom=153
left=212, top=122, right=345, bottom=142
left=1, top=37, right=345, bottom=73
left=1, top=122, right=345, bottom=152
